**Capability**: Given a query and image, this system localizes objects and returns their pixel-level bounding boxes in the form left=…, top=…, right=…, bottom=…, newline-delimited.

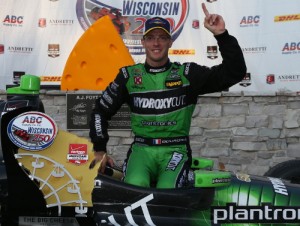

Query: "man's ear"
left=169, top=40, right=173, bottom=48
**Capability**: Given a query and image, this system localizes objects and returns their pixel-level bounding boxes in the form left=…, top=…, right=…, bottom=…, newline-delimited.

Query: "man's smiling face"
left=141, top=29, right=173, bottom=67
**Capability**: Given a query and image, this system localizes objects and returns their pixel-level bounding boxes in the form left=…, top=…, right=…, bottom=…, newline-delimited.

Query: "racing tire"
left=264, top=159, right=300, bottom=184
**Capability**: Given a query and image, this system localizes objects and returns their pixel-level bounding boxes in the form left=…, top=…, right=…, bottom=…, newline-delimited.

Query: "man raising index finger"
left=90, top=8, right=246, bottom=188
left=202, top=2, right=226, bottom=35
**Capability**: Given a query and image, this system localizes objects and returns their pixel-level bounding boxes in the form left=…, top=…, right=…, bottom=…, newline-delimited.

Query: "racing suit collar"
left=144, top=59, right=172, bottom=74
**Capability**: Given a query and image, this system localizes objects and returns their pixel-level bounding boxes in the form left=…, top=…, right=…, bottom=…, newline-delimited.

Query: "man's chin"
left=151, top=56, right=164, bottom=63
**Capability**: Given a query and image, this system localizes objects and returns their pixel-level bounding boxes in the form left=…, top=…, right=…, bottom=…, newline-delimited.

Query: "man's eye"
left=159, top=36, right=168, bottom=41
left=144, top=36, right=169, bottom=42
left=145, top=36, right=154, bottom=41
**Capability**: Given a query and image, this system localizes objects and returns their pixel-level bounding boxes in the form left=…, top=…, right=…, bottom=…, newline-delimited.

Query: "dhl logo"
left=274, top=14, right=300, bottom=22
left=169, top=49, right=195, bottom=55
left=40, top=76, right=62, bottom=82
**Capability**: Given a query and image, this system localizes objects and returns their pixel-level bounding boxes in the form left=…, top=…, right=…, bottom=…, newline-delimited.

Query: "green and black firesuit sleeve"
left=89, top=68, right=130, bottom=152
left=184, top=30, right=247, bottom=96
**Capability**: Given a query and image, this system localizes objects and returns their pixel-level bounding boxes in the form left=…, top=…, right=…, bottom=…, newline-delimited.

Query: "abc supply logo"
left=240, top=15, right=260, bottom=27
left=76, top=0, right=189, bottom=55
left=7, top=112, right=58, bottom=151
left=211, top=203, right=300, bottom=225
left=3, top=15, right=24, bottom=27
left=282, top=41, right=300, bottom=55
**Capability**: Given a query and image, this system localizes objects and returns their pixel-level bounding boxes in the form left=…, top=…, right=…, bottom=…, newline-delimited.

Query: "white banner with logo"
left=0, top=0, right=299, bottom=92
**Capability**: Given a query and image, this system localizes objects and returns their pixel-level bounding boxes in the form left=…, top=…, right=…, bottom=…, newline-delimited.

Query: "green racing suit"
left=89, top=30, right=246, bottom=188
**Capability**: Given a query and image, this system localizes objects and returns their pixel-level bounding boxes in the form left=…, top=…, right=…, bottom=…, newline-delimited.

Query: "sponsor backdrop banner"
left=1, top=0, right=300, bottom=92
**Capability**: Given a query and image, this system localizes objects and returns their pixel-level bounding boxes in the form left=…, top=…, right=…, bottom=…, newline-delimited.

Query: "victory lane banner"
left=66, top=93, right=131, bottom=130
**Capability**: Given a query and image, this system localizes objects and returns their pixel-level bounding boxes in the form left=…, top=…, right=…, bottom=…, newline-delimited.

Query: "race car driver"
left=89, top=3, right=247, bottom=188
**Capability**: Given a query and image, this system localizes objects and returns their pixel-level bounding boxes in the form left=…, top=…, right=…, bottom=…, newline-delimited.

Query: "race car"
left=1, top=75, right=300, bottom=226
left=2, top=14, right=300, bottom=225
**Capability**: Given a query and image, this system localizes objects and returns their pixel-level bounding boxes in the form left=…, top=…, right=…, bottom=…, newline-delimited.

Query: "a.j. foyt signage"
left=66, top=93, right=131, bottom=130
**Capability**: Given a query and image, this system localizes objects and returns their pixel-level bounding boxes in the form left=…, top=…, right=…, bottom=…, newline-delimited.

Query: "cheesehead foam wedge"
left=61, top=15, right=134, bottom=91
left=17, top=130, right=98, bottom=207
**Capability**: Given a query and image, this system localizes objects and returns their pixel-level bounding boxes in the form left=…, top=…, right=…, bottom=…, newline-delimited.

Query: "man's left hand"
left=202, top=3, right=226, bottom=36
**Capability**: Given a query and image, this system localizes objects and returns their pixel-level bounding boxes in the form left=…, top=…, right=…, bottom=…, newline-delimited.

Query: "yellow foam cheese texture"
left=17, top=130, right=98, bottom=208
left=61, top=16, right=134, bottom=91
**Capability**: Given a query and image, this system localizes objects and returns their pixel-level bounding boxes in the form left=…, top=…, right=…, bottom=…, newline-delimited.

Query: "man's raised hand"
left=202, top=3, right=226, bottom=35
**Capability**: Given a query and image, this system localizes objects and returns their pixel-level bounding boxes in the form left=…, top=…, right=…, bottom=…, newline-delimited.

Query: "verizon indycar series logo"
left=67, top=144, right=89, bottom=165
left=7, top=112, right=58, bottom=151
left=76, top=0, right=189, bottom=55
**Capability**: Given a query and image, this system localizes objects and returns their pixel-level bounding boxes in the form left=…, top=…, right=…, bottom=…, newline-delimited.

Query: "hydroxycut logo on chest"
left=133, top=95, right=186, bottom=109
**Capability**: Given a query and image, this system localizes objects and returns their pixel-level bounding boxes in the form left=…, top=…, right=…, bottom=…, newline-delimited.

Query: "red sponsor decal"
left=67, top=144, right=88, bottom=165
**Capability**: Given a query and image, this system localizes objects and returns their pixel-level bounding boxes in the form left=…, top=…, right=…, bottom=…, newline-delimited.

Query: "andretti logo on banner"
left=76, top=0, right=189, bottom=55
left=0, top=44, right=4, bottom=54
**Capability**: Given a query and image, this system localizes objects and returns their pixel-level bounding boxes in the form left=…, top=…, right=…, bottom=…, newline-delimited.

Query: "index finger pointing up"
left=202, top=3, right=210, bottom=17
